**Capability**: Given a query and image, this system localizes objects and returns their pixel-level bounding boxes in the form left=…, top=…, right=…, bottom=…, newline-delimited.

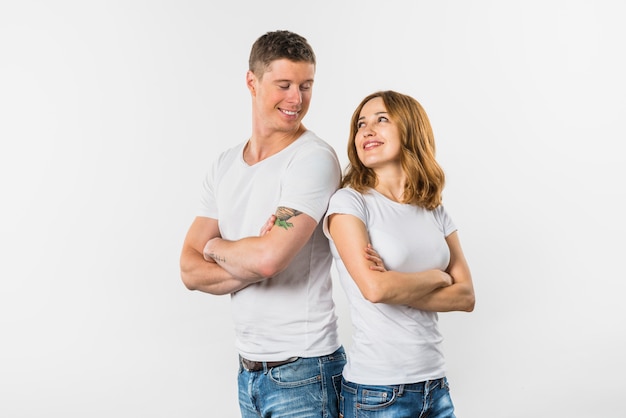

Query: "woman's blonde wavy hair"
left=341, top=90, right=445, bottom=210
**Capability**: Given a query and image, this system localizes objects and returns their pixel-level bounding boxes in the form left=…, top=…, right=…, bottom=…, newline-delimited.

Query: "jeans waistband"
left=239, top=356, right=299, bottom=372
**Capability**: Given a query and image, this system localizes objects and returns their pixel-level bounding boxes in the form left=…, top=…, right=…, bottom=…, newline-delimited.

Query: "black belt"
left=240, top=356, right=299, bottom=372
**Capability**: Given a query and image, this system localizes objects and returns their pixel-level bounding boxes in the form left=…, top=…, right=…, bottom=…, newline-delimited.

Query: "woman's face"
left=354, top=97, right=402, bottom=170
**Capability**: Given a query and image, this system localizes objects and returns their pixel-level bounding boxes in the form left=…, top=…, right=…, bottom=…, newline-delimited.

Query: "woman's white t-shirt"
left=324, top=187, right=457, bottom=385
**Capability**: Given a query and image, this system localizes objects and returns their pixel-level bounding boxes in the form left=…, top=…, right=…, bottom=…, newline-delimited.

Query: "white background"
left=1, top=1, right=624, bottom=417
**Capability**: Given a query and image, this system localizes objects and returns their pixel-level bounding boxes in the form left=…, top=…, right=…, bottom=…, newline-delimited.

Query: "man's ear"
left=246, top=71, right=257, bottom=96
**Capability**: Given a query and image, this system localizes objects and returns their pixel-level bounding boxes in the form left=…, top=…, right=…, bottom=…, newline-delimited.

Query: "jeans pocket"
left=268, top=358, right=320, bottom=388
left=358, top=386, right=398, bottom=411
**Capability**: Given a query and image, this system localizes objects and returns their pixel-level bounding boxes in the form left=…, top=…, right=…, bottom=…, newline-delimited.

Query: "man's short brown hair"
left=248, top=30, right=316, bottom=78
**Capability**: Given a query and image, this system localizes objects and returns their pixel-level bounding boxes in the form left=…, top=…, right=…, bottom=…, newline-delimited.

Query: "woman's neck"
left=373, top=169, right=406, bottom=203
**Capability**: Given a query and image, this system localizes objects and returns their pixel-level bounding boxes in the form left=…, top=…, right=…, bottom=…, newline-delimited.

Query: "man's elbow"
left=255, top=263, right=283, bottom=279
left=179, top=250, right=199, bottom=291
left=254, top=249, right=290, bottom=279
left=179, top=256, right=199, bottom=291
left=180, top=271, right=197, bottom=291
left=461, top=292, right=475, bottom=312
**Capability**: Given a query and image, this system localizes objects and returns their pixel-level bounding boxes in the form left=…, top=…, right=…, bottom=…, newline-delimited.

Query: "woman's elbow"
left=363, top=292, right=383, bottom=304
left=360, top=282, right=388, bottom=304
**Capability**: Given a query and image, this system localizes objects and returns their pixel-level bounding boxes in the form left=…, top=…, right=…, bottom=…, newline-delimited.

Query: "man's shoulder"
left=294, top=130, right=338, bottom=159
left=213, top=141, right=246, bottom=165
left=299, top=129, right=330, bottom=146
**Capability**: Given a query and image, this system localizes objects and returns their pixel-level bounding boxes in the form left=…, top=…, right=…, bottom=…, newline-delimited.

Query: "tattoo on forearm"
left=208, top=252, right=226, bottom=263
left=274, top=206, right=302, bottom=230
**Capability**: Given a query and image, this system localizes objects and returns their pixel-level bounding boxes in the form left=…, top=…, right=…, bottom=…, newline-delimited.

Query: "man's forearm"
left=203, top=208, right=316, bottom=280
left=181, top=247, right=256, bottom=295
left=203, top=236, right=276, bottom=280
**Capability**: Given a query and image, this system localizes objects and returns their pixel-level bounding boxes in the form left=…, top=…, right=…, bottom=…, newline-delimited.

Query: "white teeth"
left=282, top=109, right=297, bottom=115
left=364, top=142, right=381, bottom=150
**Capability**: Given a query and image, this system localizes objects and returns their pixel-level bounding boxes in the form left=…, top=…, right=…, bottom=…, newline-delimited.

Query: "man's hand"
left=203, top=238, right=221, bottom=263
left=259, top=214, right=277, bottom=236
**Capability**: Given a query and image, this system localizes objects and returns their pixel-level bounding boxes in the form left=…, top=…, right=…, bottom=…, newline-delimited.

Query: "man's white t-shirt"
left=324, top=187, right=457, bottom=385
left=199, top=130, right=342, bottom=361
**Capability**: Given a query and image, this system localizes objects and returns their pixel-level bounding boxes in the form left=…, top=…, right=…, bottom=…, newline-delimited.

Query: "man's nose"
left=287, top=86, right=302, bottom=104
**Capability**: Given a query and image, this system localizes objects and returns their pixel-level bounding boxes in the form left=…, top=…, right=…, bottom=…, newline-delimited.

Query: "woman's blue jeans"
left=340, top=376, right=456, bottom=418
left=238, top=346, right=346, bottom=418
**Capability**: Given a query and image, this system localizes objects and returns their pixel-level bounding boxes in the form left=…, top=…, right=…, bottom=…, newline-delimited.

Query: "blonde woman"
left=324, top=91, right=475, bottom=417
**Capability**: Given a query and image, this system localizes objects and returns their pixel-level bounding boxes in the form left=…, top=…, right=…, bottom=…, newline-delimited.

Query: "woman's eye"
left=357, top=122, right=365, bottom=129
left=378, top=116, right=389, bottom=122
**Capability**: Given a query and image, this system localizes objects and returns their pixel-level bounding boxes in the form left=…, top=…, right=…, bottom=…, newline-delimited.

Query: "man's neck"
left=243, top=125, right=306, bottom=165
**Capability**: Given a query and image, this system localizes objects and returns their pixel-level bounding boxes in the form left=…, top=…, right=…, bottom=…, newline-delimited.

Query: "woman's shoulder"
left=329, top=186, right=370, bottom=210
left=332, top=186, right=369, bottom=201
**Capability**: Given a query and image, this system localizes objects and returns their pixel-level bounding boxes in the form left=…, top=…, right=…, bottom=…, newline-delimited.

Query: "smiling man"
left=180, top=31, right=345, bottom=417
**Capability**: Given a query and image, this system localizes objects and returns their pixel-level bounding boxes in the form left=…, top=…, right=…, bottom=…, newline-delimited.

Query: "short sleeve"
left=323, top=188, right=368, bottom=240
left=279, top=142, right=341, bottom=222
left=198, top=159, right=219, bottom=219
left=432, top=205, right=457, bottom=237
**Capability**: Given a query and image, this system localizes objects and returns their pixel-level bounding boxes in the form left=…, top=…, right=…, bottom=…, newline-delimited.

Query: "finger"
left=259, top=214, right=277, bottom=235
left=366, top=253, right=382, bottom=262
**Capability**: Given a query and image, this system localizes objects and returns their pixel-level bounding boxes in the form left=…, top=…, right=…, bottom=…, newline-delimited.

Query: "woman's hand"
left=365, top=244, right=387, bottom=272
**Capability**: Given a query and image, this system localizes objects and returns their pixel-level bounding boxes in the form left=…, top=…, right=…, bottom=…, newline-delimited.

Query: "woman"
left=323, top=91, right=475, bottom=417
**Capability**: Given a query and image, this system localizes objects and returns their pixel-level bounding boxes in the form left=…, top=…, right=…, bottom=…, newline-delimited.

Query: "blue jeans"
left=340, top=377, right=456, bottom=418
left=238, top=346, right=346, bottom=418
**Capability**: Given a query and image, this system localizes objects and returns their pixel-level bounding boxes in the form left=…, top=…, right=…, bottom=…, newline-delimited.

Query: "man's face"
left=247, top=59, right=315, bottom=135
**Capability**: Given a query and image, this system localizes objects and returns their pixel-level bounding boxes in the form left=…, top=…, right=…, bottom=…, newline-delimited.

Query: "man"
left=180, top=30, right=345, bottom=417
